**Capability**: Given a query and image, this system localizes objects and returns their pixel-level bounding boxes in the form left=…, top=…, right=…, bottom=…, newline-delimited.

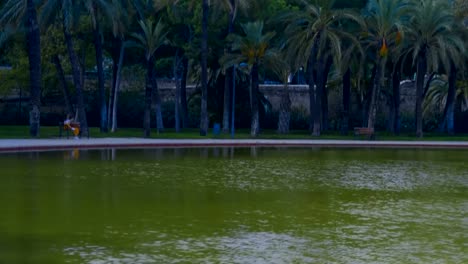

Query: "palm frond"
left=0, top=0, right=26, bottom=26
left=132, top=18, right=168, bottom=61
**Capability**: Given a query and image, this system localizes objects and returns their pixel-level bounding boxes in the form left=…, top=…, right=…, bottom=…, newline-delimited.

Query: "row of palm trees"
left=223, top=0, right=467, bottom=137
left=0, top=0, right=467, bottom=138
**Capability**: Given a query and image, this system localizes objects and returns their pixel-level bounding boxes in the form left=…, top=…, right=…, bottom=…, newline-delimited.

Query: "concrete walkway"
left=0, top=138, right=467, bottom=152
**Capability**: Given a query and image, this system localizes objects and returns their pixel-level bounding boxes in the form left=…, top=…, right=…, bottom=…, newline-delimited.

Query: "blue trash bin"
left=213, top=123, right=221, bottom=136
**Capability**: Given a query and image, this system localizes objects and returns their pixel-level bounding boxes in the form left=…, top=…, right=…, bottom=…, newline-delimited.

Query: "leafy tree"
left=41, top=21, right=74, bottom=115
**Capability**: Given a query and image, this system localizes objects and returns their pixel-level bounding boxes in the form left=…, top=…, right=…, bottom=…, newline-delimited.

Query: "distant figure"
left=64, top=113, right=80, bottom=139
left=296, top=67, right=306, bottom=84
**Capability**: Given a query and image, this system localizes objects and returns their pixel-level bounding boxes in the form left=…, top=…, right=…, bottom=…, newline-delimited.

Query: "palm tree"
left=107, top=0, right=135, bottom=132
left=404, top=0, right=465, bottom=137
left=131, top=19, right=168, bottom=137
left=41, top=0, right=90, bottom=137
left=424, top=74, right=468, bottom=133
left=107, top=0, right=152, bottom=132
left=361, top=0, right=406, bottom=133
left=269, top=53, right=295, bottom=134
left=200, top=0, right=209, bottom=136
left=214, top=0, right=250, bottom=133
left=221, top=21, right=276, bottom=137
left=164, top=0, right=196, bottom=130
left=338, top=39, right=364, bottom=135
left=83, top=0, right=113, bottom=133
left=26, top=0, right=42, bottom=137
left=281, top=0, right=363, bottom=136
left=0, top=0, right=42, bottom=137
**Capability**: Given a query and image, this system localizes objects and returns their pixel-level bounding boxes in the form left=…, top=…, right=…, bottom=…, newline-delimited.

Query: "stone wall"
left=260, top=85, right=310, bottom=112
left=153, top=81, right=417, bottom=116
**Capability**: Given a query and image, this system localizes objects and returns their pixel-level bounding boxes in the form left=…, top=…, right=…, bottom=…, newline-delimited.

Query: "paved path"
left=0, top=138, right=467, bottom=152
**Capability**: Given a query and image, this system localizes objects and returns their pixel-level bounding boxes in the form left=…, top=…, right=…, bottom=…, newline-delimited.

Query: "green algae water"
left=0, top=147, right=467, bottom=263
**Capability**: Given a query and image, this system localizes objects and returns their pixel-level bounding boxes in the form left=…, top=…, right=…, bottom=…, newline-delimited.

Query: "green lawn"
left=0, top=125, right=467, bottom=141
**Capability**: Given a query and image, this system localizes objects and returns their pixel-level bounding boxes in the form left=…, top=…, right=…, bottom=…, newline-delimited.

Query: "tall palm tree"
left=41, top=0, right=90, bottom=136
left=107, top=0, right=129, bottom=133
left=83, top=0, right=113, bottom=133
left=221, top=21, right=276, bottom=137
left=0, top=0, right=42, bottom=137
left=200, top=0, right=209, bottom=136
left=338, top=39, right=364, bottom=135
left=281, top=0, right=363, bottom=136
left=404, top=0, right=465, bottom=137
left=107, top=0, right=150, bottom=132
left=361, top=0, right=406, bottom=132
left=214, top=0, right=250, bottom=133
left=269, top=52, right=295, bottom=134
left=27, top=0, right=42, bottom=137
left=131, top=19, right=168, bottom=137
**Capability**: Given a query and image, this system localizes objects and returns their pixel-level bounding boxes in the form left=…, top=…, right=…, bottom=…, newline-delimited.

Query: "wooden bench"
left=354, top=127, right=375, bottom=140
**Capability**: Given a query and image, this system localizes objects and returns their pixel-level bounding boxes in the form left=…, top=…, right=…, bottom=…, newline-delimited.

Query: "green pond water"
left=0, top=147, right=467, bottom=263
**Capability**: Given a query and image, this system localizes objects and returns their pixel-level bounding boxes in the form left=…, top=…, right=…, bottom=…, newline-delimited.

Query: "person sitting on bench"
left=64, top=114, right=80, bottom=139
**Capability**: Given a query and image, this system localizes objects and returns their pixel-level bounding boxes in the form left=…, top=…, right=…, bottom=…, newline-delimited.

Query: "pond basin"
left=0, top=147, right=467, bottom=263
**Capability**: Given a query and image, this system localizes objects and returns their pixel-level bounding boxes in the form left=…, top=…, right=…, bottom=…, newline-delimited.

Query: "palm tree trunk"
left=222, top=68, right=231, bottom=133
left=250, top=63, right=260, bottom=137
left=363, top=64, right=376, bottom=127
left=199, top=0, right=209, bottom=136
left=174, top=50, right=182, bottom=133
left=52, top=55, right=73, bottom=115
left=277, top=82, right=291, bottom=134
left=312, top=55, right=325, bottom=136
left=108, top=39, right=121, bottom=129
left=320, top=56, right=332, bottom=131
left=108, top=51, right=117, bottom=129
left=367, top=57, right=385, bottom=130
left=93, top=16, right=108, bottom=133
left=26, top=0, right=41, bottom=137
left=111, top=41, right=125, bottom=132
left=392, top=66, right=401, bottom=135
left=143, top=58, right=154, bottom=137
left=181, top=56, right=189, bottom=128
left=415, top=52, right=426, bottom=138
left=441, top=61, right=457, bottom=135
left=152, top=62, right=164, bottom=133
left=222, top=6, right=235, bottom=133
left=307, top=38, right=319, bottom=134
left=341, top=68, right=351, bottom=135
left=63, top=18, right=88, bottom=136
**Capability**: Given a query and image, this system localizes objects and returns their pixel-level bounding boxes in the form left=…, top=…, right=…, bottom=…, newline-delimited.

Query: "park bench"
left=354, top=127, right=375, bottom=140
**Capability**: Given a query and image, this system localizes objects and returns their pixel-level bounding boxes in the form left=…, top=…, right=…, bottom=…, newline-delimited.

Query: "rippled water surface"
left=0, top=147, right=467, bottom=263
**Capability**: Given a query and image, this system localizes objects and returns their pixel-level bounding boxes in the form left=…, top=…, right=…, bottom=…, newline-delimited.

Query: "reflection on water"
left=66, top=231, right=315, bottom=263
left=0, top=148, right=467, bottom=263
